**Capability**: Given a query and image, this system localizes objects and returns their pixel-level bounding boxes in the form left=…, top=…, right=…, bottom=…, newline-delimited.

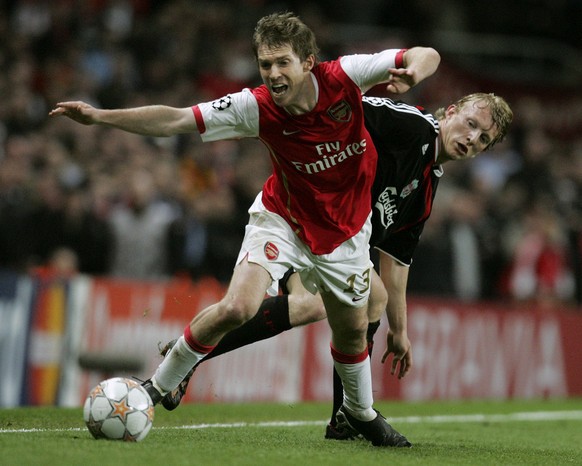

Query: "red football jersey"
left=255, top=60, right=376, bottom=254
left=192, top=50, right=404, bottom=254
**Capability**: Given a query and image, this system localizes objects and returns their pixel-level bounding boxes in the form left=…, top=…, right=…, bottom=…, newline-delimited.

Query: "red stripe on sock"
left=330, top=343, right=368, bottom=364
left=184, top=325, right=215, bottom=354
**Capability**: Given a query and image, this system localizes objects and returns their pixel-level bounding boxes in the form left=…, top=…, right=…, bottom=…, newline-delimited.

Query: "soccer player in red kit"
left=50, top=12, right=440, bottom=447
left=155, top=93, right=513, bottom=440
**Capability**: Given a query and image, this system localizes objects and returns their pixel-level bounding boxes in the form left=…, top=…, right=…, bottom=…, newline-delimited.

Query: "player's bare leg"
left=157, top=270, right=383, bottom=414
left=285, top=272, right=327, bottom=324
left=159, top=272, right=325, bottom=410
left=143, top=258, right=271, bottom=403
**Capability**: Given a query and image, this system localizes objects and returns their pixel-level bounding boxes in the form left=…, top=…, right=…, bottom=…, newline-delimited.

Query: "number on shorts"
left=343, top=268, right=371, bottom=295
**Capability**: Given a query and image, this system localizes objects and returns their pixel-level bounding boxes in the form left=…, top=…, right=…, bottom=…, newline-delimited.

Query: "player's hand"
left=49, top=101, right=99, bottom=125
left=385, top=67, right=416, bottom=94
left=381, top=330, right=413, bottom=379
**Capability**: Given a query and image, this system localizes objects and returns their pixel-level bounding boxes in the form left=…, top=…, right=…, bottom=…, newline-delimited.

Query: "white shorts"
left=235, top=192, right=373, bottom=307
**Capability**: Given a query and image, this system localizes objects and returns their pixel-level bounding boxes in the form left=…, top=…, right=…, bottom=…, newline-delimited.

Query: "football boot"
left=158, top=339, right=196, bottom=411
left=336, top=406, right=412, bottom=447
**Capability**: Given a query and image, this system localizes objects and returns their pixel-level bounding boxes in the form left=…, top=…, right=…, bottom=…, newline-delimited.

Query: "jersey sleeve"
left=374, top=221, right=426, bottom=266
left=192, top=88, right=259, bottom=142
left=340, top=49, right=406, bottom=94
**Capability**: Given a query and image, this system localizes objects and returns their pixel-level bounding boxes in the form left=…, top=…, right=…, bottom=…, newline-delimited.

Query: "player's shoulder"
left=363, top=96, right=438, bottom=129
left=199, top=88, right=258, bottom=112
left=363, top=95, right=424, bottom=115
left=251, top=85, right=269, bottom=99
left=196, top=88, right=259, bottom=139
left=313, top=58, right=350, bottom=81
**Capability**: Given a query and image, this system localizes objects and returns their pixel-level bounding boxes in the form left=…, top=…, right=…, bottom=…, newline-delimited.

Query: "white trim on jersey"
left=363, top=95, right=439, bottom=131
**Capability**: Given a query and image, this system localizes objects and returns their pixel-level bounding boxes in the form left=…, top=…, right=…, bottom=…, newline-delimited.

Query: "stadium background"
left=0, top=0, right=581, bottom=407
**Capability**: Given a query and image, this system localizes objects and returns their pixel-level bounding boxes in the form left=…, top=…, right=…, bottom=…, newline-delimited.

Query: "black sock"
left=331, top=367, right=343, bottom=426
left=366, top=320, right=381, bottom=356
left=202, top=295, right=291, bottom=363
left=330, top=320, right=381, bottom=426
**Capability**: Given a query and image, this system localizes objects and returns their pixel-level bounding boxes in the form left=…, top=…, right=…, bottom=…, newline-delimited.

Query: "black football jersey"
left=363, top=96, right=442, bottom=265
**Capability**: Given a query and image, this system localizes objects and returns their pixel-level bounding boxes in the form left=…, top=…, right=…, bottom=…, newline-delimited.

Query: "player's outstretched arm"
left=386, top=46, right=441, bottom=94
left=49, top=101, right=197, bottom=137
left=378, top=253, right=413, bottom=379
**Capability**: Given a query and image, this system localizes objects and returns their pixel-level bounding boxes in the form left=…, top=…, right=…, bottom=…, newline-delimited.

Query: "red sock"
left=183, top=325, right=216, bottom=354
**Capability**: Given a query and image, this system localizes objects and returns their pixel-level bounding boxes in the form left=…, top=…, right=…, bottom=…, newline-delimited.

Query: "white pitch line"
left=392, top=410, right=582, bottom=423
left=2, top=410, right=582, bottom=434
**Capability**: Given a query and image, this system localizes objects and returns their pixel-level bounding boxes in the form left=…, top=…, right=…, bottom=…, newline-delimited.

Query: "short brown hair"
left=252, top=12, right=320, bottom=63
left=435, top=93, right=513, bottom=150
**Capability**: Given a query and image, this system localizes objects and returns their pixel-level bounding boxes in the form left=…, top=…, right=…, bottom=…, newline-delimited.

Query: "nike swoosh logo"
left=283, top=129, right=300, bottom=135
left=352, top=296, right=365, bottom=302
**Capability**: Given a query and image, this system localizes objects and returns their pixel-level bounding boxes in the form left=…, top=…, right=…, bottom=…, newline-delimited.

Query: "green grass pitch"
left=2, top=399, right=582, bottom=465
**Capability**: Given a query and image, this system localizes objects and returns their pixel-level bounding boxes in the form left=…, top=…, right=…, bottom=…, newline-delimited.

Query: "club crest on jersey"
left=327, top=100, right=352, bottom=122
left=211, top=95, right=232, bottom=111
left=400, top=179, right=419, bottom=198
left=264, top=242, right=279, bottom=260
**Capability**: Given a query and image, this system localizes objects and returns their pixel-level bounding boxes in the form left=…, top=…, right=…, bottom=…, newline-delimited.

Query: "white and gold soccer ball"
left=83, top=377, right=155, bottom=442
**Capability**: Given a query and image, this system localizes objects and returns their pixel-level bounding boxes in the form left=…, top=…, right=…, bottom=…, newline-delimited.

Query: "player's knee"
left=332, top=324, right=368, bottom=355
left=347, top=320, right=369, bottom=340
left=218, top=298, right=257, bottom=328
left=368, top=280, right=387, bottom=321
left=332, top=314, right=368, bottom=340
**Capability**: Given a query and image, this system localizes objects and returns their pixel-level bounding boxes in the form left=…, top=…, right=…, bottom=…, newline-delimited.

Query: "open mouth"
left=457, top=142, right=468, bottom=156
left=271, top=84, right=288, bottom=96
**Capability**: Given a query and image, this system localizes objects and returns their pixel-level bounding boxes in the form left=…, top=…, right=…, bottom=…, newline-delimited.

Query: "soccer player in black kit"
left=159, top=92, right=513, bottom=441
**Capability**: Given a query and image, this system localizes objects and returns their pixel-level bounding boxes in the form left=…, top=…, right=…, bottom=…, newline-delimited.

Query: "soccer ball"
left=83, top=377, right=155, bottom=442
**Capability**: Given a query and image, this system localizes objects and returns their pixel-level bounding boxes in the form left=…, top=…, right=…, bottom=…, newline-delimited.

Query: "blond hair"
left=434, top=93, right=513, bottom=150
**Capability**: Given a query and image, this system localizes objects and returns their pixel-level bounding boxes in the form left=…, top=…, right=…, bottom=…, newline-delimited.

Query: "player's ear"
left=303, top=55, right=315, bottom=71
left=445, top=104, right=457, bottom=117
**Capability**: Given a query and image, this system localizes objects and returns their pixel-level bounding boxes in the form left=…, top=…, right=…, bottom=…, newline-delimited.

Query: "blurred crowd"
left=1, top=0, right=581, bottom=309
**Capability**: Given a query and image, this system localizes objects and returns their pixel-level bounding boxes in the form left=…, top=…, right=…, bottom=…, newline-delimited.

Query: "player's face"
left=257, top=44, right=315, bottom=113
left=438, top=101, right=499, bottom=163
